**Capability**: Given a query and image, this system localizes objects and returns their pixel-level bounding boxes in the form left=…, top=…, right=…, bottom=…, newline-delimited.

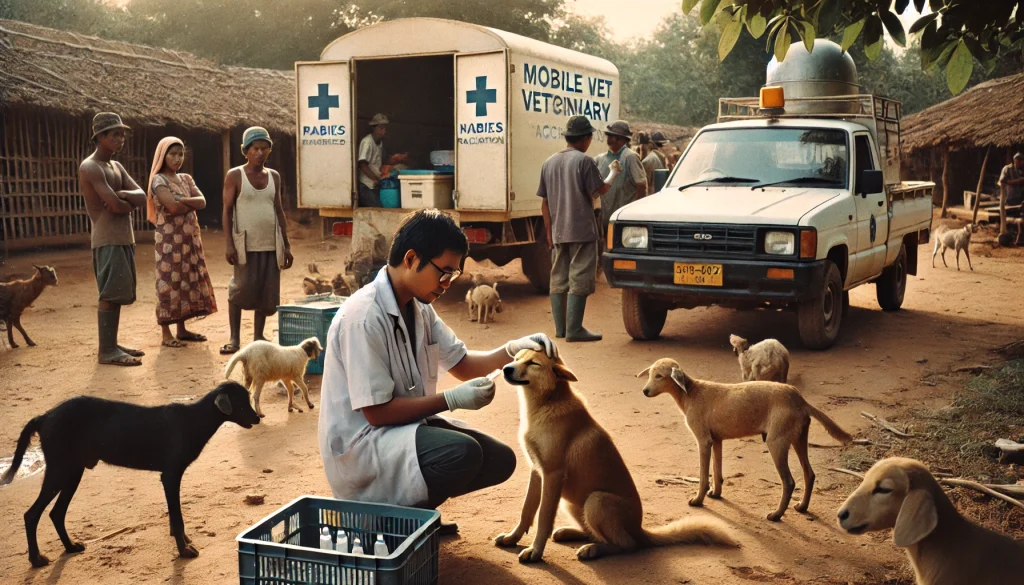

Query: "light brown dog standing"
left=837, top=457, right=1024, bottom=585
left=495, top=350, right=736, bottom=563
left=639, top=358, right=853, bottom=521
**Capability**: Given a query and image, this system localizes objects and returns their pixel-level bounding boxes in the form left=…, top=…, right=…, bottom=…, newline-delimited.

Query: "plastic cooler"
left=398, top=170, right=453, bottom=210
left=237, top=496, right=440, bottom=585
left=276, top=300, right=344, bottom=374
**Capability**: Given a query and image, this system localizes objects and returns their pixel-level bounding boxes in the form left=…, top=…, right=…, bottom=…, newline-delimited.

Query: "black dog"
left=0, top=381, right=260, bottom=567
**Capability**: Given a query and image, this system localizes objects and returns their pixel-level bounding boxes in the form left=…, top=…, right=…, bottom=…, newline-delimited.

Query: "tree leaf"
left=935, top=40, right=958, bottom=70
left=946, top=39, right=974, bottom=95
left=798, top=20, right=816, bottom=53
left=880, top=11, right=906, bottom=47
left=914, top=0, right=926, bottom=11
left=775, top=28, right=792, bottom=62
left=908, top=12, right=939, bottom=35
left=817, top=0, right=843, bottom=37
left=841, top=18, right=866, bottom=52
left=895, top=0, right=910, bottom=13
left=719, top=17, right=743, bottom=60
left=747, top=12, right=767, bottom=39
left=863, top=16, right=883, bottom=59
left=699, top=0, right=722, bottom=26
left=682, top=0, right=701, bottom=14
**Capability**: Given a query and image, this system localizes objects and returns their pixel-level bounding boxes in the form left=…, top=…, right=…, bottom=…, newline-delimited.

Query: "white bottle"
left=373, top=534, right=389, bottom=557
left=351, top=537, right=369, bottom=585
left=335, top=529, right=349, bottom=553
left=321, top=527, right=334, bottom=551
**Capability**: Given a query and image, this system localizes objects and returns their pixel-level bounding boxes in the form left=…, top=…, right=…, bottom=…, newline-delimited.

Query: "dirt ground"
left=2, top=214, right=1023, bottom=585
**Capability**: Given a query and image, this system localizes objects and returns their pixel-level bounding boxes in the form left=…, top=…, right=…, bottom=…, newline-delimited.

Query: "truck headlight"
left=621, top=226, right=648, bottom=249
left=765, top=231, right=795, bottom=255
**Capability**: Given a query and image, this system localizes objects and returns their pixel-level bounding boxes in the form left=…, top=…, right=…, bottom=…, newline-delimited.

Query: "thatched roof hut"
left=0, top=19, right=297, bottom=252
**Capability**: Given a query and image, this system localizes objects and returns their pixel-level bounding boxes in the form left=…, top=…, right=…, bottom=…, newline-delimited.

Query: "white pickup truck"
left=602, top=42, right=933, bottom=349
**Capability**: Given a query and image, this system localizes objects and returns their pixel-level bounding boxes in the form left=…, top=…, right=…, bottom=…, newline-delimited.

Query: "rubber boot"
left=550, top=293, right=567, bottom=338
left=97, top=307, right=121, bottom=362
left=566, top=294, right=602, bottom=342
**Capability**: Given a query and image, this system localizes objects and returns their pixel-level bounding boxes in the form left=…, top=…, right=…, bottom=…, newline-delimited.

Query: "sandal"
left=177, top=332, right=207, bottom=342
left=99, top=353, right=143, bottom=367
left=162, top=339, right=187, bottom=348
left=220, top=343, right=240, bottom=355
left=118, top=345, right=146, bottom=357
left=438, top=521, right=459, bottom=536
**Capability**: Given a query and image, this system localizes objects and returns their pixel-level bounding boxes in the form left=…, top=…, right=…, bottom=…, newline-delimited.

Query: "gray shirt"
left=595, top=147, right=647, bottom=227
left=999, top=164, right=1024, bottom=207
left=537, top=148, right=605, bottom=245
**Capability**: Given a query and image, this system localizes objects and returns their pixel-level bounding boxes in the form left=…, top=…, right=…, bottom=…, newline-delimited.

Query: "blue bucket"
left=379, top=177, right=400, bottom=208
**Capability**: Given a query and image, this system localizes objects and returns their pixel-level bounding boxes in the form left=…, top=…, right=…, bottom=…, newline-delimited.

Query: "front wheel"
left=622, top=288, right=667, bottom=340
left=875, top=244, right=907, bottom=311
left=798, top=261, right=844, bottom=350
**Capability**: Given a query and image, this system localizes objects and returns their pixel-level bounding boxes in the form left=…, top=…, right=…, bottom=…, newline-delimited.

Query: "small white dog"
left=224, top=337, right=323, bottom=417
left=469, top=283, right=502, bottom=324
left=932, top=223, right=978, bottom=271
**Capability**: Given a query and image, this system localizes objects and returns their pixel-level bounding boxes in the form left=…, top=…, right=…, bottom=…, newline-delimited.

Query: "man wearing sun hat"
left=594, top=120, right=647, bottom=234
left=641, top=130, right=669, bottom=194
left=79, top=112, right=148, bottom=366
left=357, top=114, right=409, bottom=208
left=220, top=126, right=293, bottom=355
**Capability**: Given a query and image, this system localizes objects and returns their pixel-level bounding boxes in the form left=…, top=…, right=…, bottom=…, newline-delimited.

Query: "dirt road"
left=2, top=216, right=1022, bottom=584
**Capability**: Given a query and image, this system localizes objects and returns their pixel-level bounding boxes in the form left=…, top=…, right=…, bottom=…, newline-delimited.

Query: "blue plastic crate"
left=238, top=496, right=440, bottom=585
left=277, top=300, right=344, bottom=374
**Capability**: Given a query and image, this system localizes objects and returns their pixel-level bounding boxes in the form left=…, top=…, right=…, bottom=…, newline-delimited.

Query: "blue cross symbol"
left=308, top=83, right=339, bottom=121
left=466, top=76, right=497, bottom=117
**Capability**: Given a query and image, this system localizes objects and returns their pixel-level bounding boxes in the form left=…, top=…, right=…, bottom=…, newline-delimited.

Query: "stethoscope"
left=390, top=315, right=418, bottom=393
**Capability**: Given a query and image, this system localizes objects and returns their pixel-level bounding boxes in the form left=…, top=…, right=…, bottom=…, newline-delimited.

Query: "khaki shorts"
left=549, top=241, right=597, bottom=296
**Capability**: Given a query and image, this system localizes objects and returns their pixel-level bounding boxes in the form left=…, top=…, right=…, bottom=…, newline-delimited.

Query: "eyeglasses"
left=428, top=259, right=461, bottom=283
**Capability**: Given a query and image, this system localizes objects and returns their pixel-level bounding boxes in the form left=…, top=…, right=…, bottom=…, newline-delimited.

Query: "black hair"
left=566, top=132, right=592, bottom=146
left=388, top=209, right=469, bottom=269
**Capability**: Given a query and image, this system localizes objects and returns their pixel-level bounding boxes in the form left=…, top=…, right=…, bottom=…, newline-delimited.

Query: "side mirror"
left=858, top=169, right=884, bottom=197
left=653, top=169, right=670, bottom=192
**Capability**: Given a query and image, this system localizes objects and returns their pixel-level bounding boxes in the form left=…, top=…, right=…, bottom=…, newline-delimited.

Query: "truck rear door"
left=851, top=133, right=889, bottom=281
left=455, top=50, right=509, bottom=211
left=296, top=60, right=353, bottom=209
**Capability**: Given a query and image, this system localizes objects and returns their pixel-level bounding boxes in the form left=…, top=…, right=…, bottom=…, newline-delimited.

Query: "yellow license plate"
left=673, top=263, right=723, bottom=286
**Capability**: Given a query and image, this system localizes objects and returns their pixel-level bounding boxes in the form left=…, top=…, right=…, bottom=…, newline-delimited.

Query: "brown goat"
left=0, top=265, right=58, bottom=348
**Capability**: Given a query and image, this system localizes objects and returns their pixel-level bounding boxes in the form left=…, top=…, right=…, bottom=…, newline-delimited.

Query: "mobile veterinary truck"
left=296, top=18, right=620, bottom=290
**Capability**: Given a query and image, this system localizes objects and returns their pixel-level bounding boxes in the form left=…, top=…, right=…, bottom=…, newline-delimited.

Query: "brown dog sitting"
left=639, top=358, right=853, bottom=521
left=495, top=350, right=736, bottom=563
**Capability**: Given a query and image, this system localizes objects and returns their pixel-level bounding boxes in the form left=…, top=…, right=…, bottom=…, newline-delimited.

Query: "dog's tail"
left=805, top=403, right=853, bottom=445
left=642, top=517, right=738, bottom=548
left=224, top=349, right=246, bottom=380
left=0, top=415, right=44, bottom=486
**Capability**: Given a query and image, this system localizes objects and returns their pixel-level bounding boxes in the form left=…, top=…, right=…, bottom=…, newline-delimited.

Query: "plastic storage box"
left=277, top=300, right=344, bottom=374
left=398, top=171, right=454, bottom=210
left=238, top=496, right=440, bottom=585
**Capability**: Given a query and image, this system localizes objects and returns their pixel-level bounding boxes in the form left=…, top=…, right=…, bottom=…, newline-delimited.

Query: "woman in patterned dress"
left=146, top=136, right=218, bottom=347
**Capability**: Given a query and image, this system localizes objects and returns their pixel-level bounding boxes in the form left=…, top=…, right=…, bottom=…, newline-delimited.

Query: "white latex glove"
left=604, top=159, right=622, bottom=184
left=443, top=377, right=496, bottom=412
left=505, top=333, right=558, bottom=359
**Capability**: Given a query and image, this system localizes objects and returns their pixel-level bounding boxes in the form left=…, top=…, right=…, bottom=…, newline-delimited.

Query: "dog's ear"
left=893, top=489, right=938, bottom=547
left=670, top=367, right=689, bottom=393
left=635, top=367, right=651, bottom=379
left=215, top=392, right=234, bottom=416
left=553, top=361, right=578, bottom=382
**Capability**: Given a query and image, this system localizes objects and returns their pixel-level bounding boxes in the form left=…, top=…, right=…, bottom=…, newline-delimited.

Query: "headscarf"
left=147, top=136, right=185, bottom=224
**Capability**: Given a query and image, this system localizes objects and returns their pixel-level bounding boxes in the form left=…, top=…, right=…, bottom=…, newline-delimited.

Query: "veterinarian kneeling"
left=319, top=209, right=556, bottom=532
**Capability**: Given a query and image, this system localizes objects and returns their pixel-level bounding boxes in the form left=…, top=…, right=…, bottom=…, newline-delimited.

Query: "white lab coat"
left=318, top=267, right=468, bottom=506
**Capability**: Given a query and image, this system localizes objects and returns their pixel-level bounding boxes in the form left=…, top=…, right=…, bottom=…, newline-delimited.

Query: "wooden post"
left=940, top=147, right=951, bottom=218
left=972, top=146, right=992, bottom=225
left=221, top=128, right=232, bottom=177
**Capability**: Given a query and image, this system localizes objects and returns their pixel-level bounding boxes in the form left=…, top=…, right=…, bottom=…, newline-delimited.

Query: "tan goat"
left=729, top=334, right=790, bottom=383
left=638, top=358, right=853, bottom=521
left=838, top=457, right=1024, bottom=585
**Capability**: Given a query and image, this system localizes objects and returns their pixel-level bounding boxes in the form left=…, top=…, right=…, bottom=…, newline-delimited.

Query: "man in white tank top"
left=220, top=127, right=294, bottom=354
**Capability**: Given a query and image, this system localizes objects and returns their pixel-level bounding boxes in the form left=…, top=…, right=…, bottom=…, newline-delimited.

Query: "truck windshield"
left=670, top=128, right=848, bottom=190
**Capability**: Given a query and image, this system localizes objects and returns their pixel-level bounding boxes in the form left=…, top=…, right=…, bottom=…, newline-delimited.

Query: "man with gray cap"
left=537, top=116, right=620, bottom=342
left=642, top=130, right=668, bottom=195
left=357, top=114, right=408, bottom=207
left=595, top=120, right=647, bottom=234
left=79, top=112, right=148, bottom=366
left=221, top=126, right=293, bottom=355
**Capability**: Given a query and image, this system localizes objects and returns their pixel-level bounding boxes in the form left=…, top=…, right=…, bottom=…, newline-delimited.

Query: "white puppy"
left=224, top=337, right=323, bottom=418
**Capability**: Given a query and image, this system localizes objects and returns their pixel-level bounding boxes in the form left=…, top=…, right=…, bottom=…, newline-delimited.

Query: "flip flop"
left=220, top=343, right=240, bottom=355
left=177, top=332, right=207, bottom=342
left=438, top=521, right=459, bottom=536
left=118, top=345, right=146, bottom=357
left=99, top=353, right=142, bottom=367
left=162, top=339, right=187, bottom=348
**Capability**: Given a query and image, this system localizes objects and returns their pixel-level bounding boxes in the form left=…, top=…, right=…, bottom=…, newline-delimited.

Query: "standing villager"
left=356, top=114, right=408, bottom=207
left=147, top=136, right=218, bottom=347
left=79, top=112, right=147, bottom=366
left=538, top=116, right=618, bottom=342
left=221, top=127, right=293, bottom=355
left=641, top=131, right=669, bottom=194
left=594, top=120, right=647, bottom=234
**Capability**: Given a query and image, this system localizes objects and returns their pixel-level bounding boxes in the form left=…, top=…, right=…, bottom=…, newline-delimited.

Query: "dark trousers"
left=415, top=418, right=516, bottom=509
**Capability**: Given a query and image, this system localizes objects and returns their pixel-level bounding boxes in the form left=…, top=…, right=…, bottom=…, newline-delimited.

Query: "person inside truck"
left=318, top=209, right=557, bottom=533
left=357, top=113, right=408, bottom=208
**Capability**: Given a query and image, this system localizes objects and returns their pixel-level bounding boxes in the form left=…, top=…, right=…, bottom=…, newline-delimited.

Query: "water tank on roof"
left=766, top=39, right=860, bottom=113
